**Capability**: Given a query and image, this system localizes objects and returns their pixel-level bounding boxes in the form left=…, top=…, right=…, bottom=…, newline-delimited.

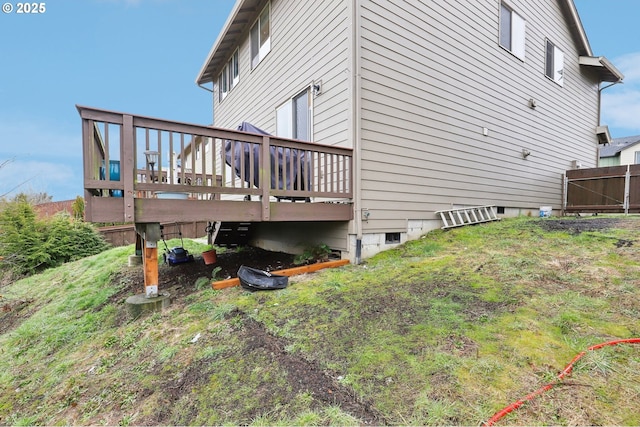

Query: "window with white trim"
left=218, top=49, right=239, bottom=102
left=635, top=151, right=640, bottom=164
left=499, top=2, right=526, bottom=61
left=545, top=39, right=564, bottom=86
left=251, top=3, right=271, bottom=69
left=276, top=88, right=311, bottom=141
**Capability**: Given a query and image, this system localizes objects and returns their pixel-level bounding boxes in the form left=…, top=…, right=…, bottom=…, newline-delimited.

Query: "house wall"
left=620, top=148, right=639, bottom=165
left=356, top=0, right=601, bottom=238
left=598, top=156, right=620, bottom=167
left=212, top=0, right=351, bottom=148
left=209, top=0, right=605, bottom=261
left=211, top=0, right=354, bottom=251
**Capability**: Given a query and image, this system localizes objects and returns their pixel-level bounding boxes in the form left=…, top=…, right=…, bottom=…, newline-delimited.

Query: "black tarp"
left=238, top=265, right=288, bottom=291
left=224, top=122, right=309, bottom=192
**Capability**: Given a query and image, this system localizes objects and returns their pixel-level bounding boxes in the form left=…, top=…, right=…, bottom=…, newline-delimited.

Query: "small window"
left=545, top=39, right=564, bottom=86
left=385, top=233, right=401, bottom=244
left=232, top=50, right=239, bottom=84
left=635, top=151, right=640, bottom=164
left=218, top=49, right=240, bottom=102
left=219, top=71, right=228, bottom=102
left=276, top=88, right=311, bottom=141
left=499, top=2, right=526, bottom=60
left=497, top=206, right=505, bottom=214
left=251, top=3, right=271, bottom=69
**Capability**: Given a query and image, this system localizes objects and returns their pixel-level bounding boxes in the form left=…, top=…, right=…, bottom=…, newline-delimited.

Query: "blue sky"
left=0, top=0, right=639, bottom=202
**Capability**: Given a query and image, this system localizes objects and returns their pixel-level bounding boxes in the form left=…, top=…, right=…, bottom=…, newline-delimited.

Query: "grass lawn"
left=1, top=216, right=639, bottom=425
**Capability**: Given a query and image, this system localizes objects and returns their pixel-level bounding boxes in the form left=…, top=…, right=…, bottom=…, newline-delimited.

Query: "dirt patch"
left=538, top=217, right=640, bottom=234
left=538, top=217, right=639, bottom=249
left=236, top=314, right=386, bottom=425
left=0, top=297, right=36, bottom=335
left=140, top=309, right=386, bottom=426
left=109, top=246, right=299, bottom=303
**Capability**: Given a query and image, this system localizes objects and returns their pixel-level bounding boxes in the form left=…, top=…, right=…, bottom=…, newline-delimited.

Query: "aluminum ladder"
left=436, top=205, right=500, bottom=229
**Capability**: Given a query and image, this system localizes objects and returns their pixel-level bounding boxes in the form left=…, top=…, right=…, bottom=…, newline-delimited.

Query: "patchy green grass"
left=1, top=216, right=640, bottom=425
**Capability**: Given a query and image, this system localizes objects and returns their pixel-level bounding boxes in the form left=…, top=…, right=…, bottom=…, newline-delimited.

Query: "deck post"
left=135, top=223, right=161, bottom=298
left=81, top=118, right=95, bottom=222
left=122, top=114, right=135, bottom=223
left=261, top=135, right=271, bottom=221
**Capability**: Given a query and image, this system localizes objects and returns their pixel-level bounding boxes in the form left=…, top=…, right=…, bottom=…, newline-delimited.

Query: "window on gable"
left=499, top=2, right=526, bottom=60
left=545, top=39, right=564, bottom=86
left=251, top=3, right=271, bottom=69
left=218, top=49, right=240, bottom=102
left=276, top=88, right=311, bottom=141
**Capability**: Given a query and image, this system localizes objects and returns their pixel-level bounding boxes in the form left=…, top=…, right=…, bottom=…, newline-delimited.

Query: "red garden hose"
left=483, top=338, right=640, bottom=426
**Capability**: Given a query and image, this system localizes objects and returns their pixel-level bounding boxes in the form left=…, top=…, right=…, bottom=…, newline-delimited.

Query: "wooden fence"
left=564, top=165, right=640, bottom=214
left=99, top=221, right=210, bottom=247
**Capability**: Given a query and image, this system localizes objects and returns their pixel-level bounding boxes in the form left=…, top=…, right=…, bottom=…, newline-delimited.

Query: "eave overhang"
left=196, top=0, right=264, bottom=86
left=579, top=56, right=625, bottom=83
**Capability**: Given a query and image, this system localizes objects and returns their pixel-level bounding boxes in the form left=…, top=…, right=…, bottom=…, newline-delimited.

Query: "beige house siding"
left=204, top=0, right=609, bottom=259
left=357, top=0, right=600, bottom=233
left=212, top=0, right=351, bottom=148
left=210, top=0, right=353, bottom=250
left=620, top=147, right=639, bottom=165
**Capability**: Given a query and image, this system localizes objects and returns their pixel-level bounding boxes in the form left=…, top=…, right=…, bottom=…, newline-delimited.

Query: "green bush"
left=0, top=196, right=109, bottom=277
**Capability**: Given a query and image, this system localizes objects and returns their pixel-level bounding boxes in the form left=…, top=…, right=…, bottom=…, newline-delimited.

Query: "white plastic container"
left=539, top=206, right=552, bottom=218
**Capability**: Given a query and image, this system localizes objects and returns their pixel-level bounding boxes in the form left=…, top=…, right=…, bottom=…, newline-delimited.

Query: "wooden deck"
left=78, top=106, right=353, bottom=224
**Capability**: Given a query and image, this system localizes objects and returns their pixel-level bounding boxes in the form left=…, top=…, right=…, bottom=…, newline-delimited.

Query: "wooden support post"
left=135, top=223, right=161, bottom=298
left=143, top=242, right=159, bottom=297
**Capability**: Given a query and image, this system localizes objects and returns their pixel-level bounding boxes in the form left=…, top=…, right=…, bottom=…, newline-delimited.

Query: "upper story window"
left=276, top=88, right=311, bottom=141
left=218, top=49, right=239, bottom=102
left=545, top=39, right=564, bottom=86
left=499, top=2, right=526, bottom=61
left=251, top=3, right=271, bottom=69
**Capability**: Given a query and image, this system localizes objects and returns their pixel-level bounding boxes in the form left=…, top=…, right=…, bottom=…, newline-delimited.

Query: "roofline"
left=196, top=0, right=245, bottom=86
left=195, top=0, right=615, bottom=85
left=562, top=0, right=593, bottom=57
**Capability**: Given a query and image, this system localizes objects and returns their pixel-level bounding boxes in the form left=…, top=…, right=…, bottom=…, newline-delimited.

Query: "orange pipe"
left=212, top=259, right=350, bottom=290
left=484, top=338, right=640, bottom=426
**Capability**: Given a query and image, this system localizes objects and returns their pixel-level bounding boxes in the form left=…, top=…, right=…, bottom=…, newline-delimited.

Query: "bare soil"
left=109, top=246, right=299, bottom=302
left=110, top=246, right=385, bottom=425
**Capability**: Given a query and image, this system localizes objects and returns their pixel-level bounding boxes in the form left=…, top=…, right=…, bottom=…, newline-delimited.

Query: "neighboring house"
left=173, top=135, right=218, bottom=186
left=598, top=135, right=640, bottom=167
left=193, top=0, right=622, bottom=260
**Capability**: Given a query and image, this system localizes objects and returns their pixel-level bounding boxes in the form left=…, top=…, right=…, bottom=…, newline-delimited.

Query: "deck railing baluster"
left=78, top=106, right=353, bottom=224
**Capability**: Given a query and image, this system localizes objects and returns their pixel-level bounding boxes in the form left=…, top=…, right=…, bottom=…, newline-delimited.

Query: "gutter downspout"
left=198, top=83, right=214, bottom=93
left=352, top=0, right=363, bottom=264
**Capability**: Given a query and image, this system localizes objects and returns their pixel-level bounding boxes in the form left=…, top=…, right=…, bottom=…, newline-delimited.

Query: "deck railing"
left=78, top=106, right=353, bottom=223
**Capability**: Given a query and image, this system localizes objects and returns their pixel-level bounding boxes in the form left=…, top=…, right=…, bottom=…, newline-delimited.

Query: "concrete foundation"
left=125, top=293, right=171, bottom=319
left=128, top=255, right=143, bottom=266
